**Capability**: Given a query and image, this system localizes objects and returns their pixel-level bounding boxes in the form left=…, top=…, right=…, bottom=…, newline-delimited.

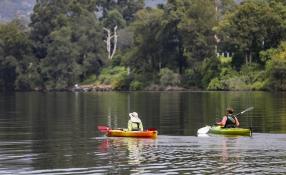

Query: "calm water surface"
left=0, top=91, right=286, bottom=174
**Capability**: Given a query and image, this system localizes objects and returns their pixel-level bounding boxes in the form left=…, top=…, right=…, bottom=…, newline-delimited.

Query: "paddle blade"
left=197, top=126, right=211, bottom=134
left=97, top=125, right=110, bottom=133
left=236, top=107, right=254, bottom=117
left=241, top=106, right=254, bottom=114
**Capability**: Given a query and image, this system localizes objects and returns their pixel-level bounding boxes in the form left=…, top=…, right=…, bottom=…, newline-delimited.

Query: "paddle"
left=197, top=107, right=254, bottom=135
left=147, top=128, right=157, bottom=131
left=97, top=125, right=110, bottom=133
left=235, top=107, right=254, bottom=118
left=197, top=125, right=211, bottom=135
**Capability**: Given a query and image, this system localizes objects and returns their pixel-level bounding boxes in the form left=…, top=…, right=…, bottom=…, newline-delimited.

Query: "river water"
left=0, top=91, right=285, bottom=174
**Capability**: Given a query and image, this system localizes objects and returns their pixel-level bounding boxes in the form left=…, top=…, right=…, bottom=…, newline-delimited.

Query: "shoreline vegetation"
left=1, top=0, right=286, bottom=92
left=71, top=84, right=187, bottom=92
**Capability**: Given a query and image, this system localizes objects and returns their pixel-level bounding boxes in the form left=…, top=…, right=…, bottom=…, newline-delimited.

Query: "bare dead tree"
left=103, top=27, right=111, bottom=59
left=103, top=26, right=118, bottom=60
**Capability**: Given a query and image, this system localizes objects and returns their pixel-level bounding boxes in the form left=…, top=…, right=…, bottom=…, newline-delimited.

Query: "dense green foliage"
left=264, top=42, right=286, bottom=90
left=0, top=20, right=39, bottom=90
left=0, top=0, right=286, bottom=91
left=159, top=68, right=181, bottom=86
left=97, top=66, right=130, bottom=90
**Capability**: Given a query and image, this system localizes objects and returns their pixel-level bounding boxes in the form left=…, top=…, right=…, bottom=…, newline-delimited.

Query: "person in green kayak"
left=128, top=112, right=144, bottom=131
left=216, top=108, right=240, bottom=128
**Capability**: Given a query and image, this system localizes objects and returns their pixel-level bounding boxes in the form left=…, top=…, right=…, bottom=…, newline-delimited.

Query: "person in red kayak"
left=128, top=112, right=144, bottom=131
left=216, top=108, right=240, bottom=128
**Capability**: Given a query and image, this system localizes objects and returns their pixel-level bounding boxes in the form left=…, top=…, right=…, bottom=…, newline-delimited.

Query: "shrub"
left=15, top=75, right=31, bottom=90
left=226, top=76, right=248, bottom=90
left=183, top=68, right=197, bottom=87
left=251, top=81, right=266, bottom=90
left=266, top=59, right=286, bottom=90
left=159, top=68, right=181, bottom=86
left=130, top=80, right=143, bottom=90
left=111, top=73, right=130, bottom=90
left=81, top=75, right=97, bottom=85
left=98, top=66, right=130, bottom=90
left=200, top=58, right=220, bottom=88
left=264, top=42, right=286, bottom=90
left=207, top=78, right=226, bottom=90
left=219, top=66, right=237, bottom=78
left=15, top=69, right=41, bottom=91
left=218, top=55, right=232, bottom=65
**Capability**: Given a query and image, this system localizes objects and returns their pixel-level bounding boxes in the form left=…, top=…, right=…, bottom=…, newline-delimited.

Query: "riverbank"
left=72, top=84, right=113, bottom=92
left=31, top=82, right=282, bottom=92
left=72, top=84, right=189, bottom=92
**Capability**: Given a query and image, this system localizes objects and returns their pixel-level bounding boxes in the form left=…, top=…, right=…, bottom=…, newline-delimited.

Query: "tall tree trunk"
left=177, top=28, right=184, bottom=74
left=103, top=26, right=118, bottom=60
left=249, top=52, right=252, bottom=64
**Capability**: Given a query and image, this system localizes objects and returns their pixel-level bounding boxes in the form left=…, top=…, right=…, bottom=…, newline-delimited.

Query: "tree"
left=215, top=0, right=237, bottom=17
left=96, top=0, right=144, bottom=24
left=117, top=0, right=144, bottom=24
left=168, top=0, right=217, bottom=65
left=40, top=27, right=79, bottom=89
left=126, top=8, right=165, bottom=74
left=30, top=0, right=69, bottom=59
left=126, top=0, right=217, bottom=78
left=264, top=42, right=286, bottom=90
left=104, top=26, right=118, bottom=60
left=30, top=0, right=105, bottom=90
left=67, top=1, right=105, bottom=77
left=0, top=21, right=39, bottom=90
left=216, top=0, right=286, bottom=67
left=102, top=9, right=126, bottom=29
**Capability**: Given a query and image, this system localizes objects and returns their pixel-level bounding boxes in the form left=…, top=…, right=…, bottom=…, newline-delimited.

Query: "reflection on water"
left=93, top=134, right=286, bottom=174
left=1, top=134, right=286, bottom=174
left=97, top=137, right=158, bottom=174
left=0, top=91, right=285, bottom=174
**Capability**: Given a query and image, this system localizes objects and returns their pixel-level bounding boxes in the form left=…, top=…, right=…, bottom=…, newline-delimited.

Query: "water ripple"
left=0, top=134, right=285, bottom=174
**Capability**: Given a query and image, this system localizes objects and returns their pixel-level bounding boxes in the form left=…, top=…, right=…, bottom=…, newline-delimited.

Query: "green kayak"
left=209, top=126, right=252, bottom=136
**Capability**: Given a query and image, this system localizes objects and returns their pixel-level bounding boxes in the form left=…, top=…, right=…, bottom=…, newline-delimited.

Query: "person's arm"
left=217, top=116, right=227, bottom=126
left=128, top=120, right=132, bottom=131
left=235, top=117, right=240, bottom=127
left=139, top=122, right=143, bottom=131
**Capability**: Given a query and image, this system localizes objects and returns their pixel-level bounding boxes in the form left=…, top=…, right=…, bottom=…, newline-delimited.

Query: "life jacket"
left=130, top=122, right=140, bottom=131
left=225, top=114, right=236, bottom=128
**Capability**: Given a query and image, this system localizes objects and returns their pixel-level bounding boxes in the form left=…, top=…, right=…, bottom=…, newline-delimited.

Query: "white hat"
left=129, top=112, right=141, bottom=123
